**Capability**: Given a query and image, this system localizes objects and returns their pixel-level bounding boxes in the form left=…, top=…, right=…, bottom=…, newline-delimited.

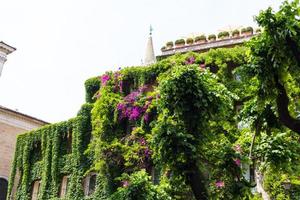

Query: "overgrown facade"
left=7, top=21, right=300, bottom=200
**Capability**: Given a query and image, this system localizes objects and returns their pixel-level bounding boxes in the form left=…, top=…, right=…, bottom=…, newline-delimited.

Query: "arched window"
left=31, top=180, right=40, bottom=200
left=83, top=173, right=97, bottom=196
left=0, top=178, right=8, bottom=200
left=59, top=175, right=69, bottom=198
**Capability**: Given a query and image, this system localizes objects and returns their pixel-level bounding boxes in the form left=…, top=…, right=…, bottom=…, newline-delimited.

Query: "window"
left=61, top=130, right=72, bottom=155
left=30, top=141, right=42, bottom=163
left=66, top=131, right=72, bottom=154
left=59, top=176, right=68, bottom=198
left=83, top=173, right=97, bottom=196
left=31, top=180, right=40, bottom=200
left=151, top=167, right=160, bottom=185
left=0, top=178, right=8, bottom=200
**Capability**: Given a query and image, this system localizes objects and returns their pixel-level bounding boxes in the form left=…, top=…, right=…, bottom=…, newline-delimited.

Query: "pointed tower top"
left=149, top=25, right=153, bottom=36
left=144, top=26, right=156, bottom=66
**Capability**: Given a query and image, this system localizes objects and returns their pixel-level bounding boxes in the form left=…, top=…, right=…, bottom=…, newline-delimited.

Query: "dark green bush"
left=166, top=41, right=174, bottom=47
left=175, top=39, right=185, bottom=45
left=218, top=31, right=230, bottom=39
left=208, top=34, right=216, bottom=40
left=85, top=77, right=101, bottom=103
left=241, top=26, right=253, bottom=33
left=186, top=38, right=194, bottom=45
left=195, top=35, right=206, bottom=42
left=232, top=29, right=240, bottom=36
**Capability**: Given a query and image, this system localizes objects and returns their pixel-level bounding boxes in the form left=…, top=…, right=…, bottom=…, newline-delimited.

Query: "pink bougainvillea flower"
left=122, top=180, right=129, bottom=187
left=117, top=103, right=125, bottom=111
left=124, top=107, right=132, bottom=118
left=200, top=63, right=206, bottom=69
left=101, top=74, right=110, bottom=86
left=124, top=91, right=140, bottom=103
left=129, top=106, right=141, bottom=120
left=234, top=158, right=241, bottom=166
left=234, top=144, right=242, bottom=153
left=139, top=137, right=146, bottom=146
left=138, top=84, right=149, bottom=93
left=215, top=181, right=225, bottom=188
left=185, top=56, right=195, bottom=65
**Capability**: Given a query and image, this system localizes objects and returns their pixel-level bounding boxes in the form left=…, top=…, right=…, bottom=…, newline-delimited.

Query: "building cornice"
left=0, top=106, right=48, bottom=131
left=158, top=35, right=254, bottom=59
left=0, top=41, right=16, bottom=55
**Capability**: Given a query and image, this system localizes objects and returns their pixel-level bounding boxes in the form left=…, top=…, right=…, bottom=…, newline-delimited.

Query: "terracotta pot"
left=241, top=31, right=253, bottom=36
left=195, top=40, right=206, bottom=44
left=232, top=33, right=240, bottom=38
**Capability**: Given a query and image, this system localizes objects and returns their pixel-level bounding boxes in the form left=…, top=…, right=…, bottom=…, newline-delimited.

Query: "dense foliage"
left=8, top=1, right=300, bottom=199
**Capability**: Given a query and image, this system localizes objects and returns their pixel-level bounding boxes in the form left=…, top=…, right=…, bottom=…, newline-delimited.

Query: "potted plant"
left=241, top=26, right=253, bottom=36
left=218, top=31, right=230, bottom=40
left=166, top=41, right=174, bottom=49
left=161, top=46, right=166, bottom=51
left=232, top=29, right=240, bottom=38
left=175, top=39, right=185, bottom=47
left=195, top=35, right=206, bottom=44
left=186, top=38, right=194, bottom=45
left=208, top=34, right=216, bottom=41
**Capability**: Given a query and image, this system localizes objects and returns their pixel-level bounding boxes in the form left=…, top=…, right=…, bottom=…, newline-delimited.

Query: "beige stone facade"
left=0, top=106, right=47, bottom=200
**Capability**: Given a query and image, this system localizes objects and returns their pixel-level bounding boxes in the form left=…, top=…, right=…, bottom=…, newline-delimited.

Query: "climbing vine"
left=8, top=3, right=300, bottom=196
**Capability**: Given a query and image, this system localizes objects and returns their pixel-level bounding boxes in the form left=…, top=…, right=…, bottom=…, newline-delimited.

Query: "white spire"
left=144, top=25, right=156, bottom=66
left=0, top=41, right=16, bottom=77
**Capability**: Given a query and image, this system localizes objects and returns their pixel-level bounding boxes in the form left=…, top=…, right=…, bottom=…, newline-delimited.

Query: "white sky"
left=0, top=0, right=282, bottom=123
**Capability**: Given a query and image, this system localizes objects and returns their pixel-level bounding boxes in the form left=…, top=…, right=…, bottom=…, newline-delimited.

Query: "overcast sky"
left=0, top=0, right=282, bottom=123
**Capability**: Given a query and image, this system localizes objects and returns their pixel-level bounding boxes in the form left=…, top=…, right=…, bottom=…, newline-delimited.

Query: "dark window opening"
left=83, top=173, right=97, bottom=196
left=66, top=131, right=72, bottom=154
left=30, top=141, right=42, bottom=163
left=88, top=174, right=96, bottom=195
left=0, top=178, right=8, bottom=200
left=61, top=130, right=72, bottom=154
left=209, top=65, right=219, bottom=73
left=151, top=167, right=161, bottom=185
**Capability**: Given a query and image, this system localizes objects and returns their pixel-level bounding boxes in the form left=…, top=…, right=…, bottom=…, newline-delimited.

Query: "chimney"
left=0, top=41, right=16, bottom=77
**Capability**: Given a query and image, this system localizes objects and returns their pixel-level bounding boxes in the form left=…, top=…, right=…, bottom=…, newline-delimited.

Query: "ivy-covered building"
left=7, top=19, right=300, bottom=200
left=7, top=42, right=251, bottom=200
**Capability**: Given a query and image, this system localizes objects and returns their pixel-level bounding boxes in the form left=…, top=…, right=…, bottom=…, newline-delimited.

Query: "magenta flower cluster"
left=185, top=56, right=195, bottom=65
left=122, top=180, right=129, bottom=187
left=101, top=74, right=110, bottom=86
left=199, top=63, right=206, bottom=69
left=234, top=158, right=241, bottom=166
left=215, top=181, right=225, bottom=188
left=233, top=144, right=242, bottom=167
left=117, top=85, right=153, bottom=122
left=234, top=144, right=242, bottom=153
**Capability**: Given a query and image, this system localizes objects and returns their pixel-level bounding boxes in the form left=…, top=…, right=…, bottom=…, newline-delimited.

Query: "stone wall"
left=0, top=106, right=47, bottom=180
